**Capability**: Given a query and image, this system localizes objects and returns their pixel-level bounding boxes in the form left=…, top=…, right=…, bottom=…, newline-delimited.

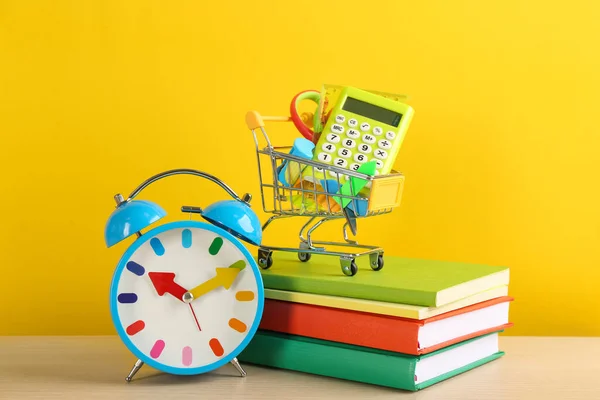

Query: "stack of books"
left=238, top=252, right=512, bottom=391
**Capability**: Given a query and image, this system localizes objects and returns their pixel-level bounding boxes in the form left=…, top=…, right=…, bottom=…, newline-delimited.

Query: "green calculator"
left=302, top=86, right=414, bottom=184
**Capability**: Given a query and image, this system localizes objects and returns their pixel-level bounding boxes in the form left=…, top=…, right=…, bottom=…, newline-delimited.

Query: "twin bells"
left=103, top=169, right=263, bottom=249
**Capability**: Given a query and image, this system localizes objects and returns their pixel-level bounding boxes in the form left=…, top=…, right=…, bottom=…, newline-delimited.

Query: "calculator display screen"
left=342, top=97, right=402, bottom=127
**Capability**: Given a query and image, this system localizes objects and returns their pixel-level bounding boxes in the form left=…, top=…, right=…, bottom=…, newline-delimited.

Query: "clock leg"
left=230, top=357, right=246, bottom=377
left=125, top=359, right=144, bottom=382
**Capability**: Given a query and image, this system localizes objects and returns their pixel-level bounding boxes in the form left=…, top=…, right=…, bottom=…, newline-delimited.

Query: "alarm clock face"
left=109, top=220, right=264, bottom=375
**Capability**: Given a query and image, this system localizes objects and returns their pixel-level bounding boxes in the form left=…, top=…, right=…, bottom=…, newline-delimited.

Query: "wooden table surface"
left=0, top=336, right=598, bottom=399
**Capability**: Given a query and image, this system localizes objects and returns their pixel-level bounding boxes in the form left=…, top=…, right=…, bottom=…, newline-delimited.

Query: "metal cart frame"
left=245, top=111, right=405, bottom=276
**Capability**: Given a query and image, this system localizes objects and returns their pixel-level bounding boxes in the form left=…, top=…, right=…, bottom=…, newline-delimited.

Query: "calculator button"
left=335, top=114, right=346, bottom=123
left=317, top=152, right=332, bottom=163
left=338, top=148, right=352, bottom=158
left=374, top=149, right=388, bottom=160
left=326, top=133, right=341, bottom=143
left=346, top=129, right=361, bottom=139
left=333, top=158, right=348, bottom=168
left=362, top=134, right=376, bottom=144
left=378, top=139, right=392, bottom=150
left=348, top=118, right=358, bottom=128
left=386, top=131, right=396, bottom=140
left=360, top=122, right=370, bottom=132
left=354, top=153, right=368, bottom=163
left=331, top=124, right=345, bottom=134
left=358, top=143, right=372, bottom=154
left=322, top=143, right=336, bottom=153
left=349, top=163, right=361, bottom=171
left=373, top=126, right=383, bottom=135
left=375, top=159, right=384, bottom=169
left=342, top=138, right=356, bottom=148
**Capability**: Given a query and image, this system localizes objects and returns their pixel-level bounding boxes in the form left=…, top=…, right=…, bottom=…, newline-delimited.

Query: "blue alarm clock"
left=104, top=169, right=264, bottom=382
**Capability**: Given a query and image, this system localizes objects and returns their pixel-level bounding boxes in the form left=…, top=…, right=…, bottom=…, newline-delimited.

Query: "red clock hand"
left=188, top=304, right=201, bottom=331
left=148, top=272, right=187, bottom=301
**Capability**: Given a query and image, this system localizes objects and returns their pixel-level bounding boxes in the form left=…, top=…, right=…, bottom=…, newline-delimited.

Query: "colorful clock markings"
left=182, top=229, right=192, bottom=248
left=235, top=291, right=255, bottom=301
left=150, top=237, right=165, bottom=256
left=182, top=346, right=193, bottom=366
left=126, top=320, right=145, bottom=335
left=117, top=293, right=138, bottom=303
left=150, top=340, right=166, bottom=359
left=229, top=260, right=246, bottom=271
left=208, top=237, right=223, bottom=255
left=126, top=261, right=145, bottom=276
left=228, top=318, right=247, bottom=333
left=209, top=338, right=224, bottom=357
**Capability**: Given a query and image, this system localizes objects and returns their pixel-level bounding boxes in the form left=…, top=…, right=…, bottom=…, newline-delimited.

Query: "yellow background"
left=1, top=1, right=599, bottom=336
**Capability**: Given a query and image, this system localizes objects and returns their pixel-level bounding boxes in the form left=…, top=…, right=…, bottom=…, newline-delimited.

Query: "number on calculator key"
left=338, top=148, right=351, bottom=158
left=342, top=138, right=356, bottom=148
left=322, top=143, right=336, bottom=153
left=354, top=153, right=367, bottom=163
left=358, top=144, right=372, bottom=154
left=318, top=152, right=332, bottom=163
left=350, top=163, right=361, bottom=171
left=326, top=133, right=341, bottom=143
left=334, top=158, right=348, bottom=168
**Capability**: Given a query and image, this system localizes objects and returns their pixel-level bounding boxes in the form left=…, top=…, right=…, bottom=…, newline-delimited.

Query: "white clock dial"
left=110, top=221, right=263, bottom=375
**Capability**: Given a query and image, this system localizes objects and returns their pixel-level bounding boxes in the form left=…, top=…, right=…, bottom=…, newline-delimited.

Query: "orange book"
left=259, top=296, right=513, bottom=355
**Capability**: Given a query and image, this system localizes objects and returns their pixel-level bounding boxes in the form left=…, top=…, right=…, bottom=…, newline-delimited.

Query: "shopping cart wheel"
left=370, top=253, right=384, bottom=271
left=298, top=252, right=311, bottom=262
left=340, top=258, right=358, bottom=276
left=258, top=248, right=273, bottom=269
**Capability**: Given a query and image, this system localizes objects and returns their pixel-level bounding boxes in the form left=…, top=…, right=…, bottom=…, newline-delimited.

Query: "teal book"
left=238, top=330, right=504, bottom=391
left=259, top=252, right=509, bottom=307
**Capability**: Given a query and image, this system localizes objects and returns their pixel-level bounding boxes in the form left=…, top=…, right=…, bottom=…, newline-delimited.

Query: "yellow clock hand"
left=183, top=260, right=245, bottom=303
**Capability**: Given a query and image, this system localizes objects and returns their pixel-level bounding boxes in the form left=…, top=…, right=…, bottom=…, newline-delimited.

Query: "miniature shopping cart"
left=245, top=111, right=406, bottom=276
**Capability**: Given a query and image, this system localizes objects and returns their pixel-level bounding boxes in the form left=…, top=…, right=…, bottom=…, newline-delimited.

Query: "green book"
left=238, top=330, right=504, bottom=391
left=259, top=252, right=509, bottom=307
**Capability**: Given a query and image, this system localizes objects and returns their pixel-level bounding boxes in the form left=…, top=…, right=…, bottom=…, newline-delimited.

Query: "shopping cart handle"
left=246, top=111, right=291, bottom=130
